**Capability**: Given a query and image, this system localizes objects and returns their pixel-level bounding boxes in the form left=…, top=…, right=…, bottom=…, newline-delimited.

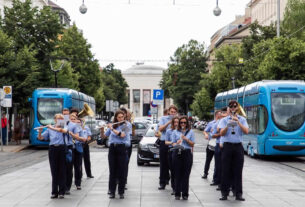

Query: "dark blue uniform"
left=41, top=128, right=66, bottom=196
left=82, top=126, right=93, bottom=178
left=171, top=129, right=195, bottom=199
left=105, top=123, right=129, bottom=196
left=165, top=128, right=176, bottom=193
left=203, top=120, right=216, bottom=178
left=218, top=115, right=248, bottom=199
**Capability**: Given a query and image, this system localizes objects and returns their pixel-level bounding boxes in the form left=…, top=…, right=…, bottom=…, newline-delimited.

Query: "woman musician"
left=37, top=114, right=67, bottom=199
left=100, top=110, right=129, bottom=199
left=171, top=116, right=195, bottom=201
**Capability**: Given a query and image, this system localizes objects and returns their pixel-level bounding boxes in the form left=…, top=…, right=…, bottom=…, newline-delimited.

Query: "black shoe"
left=216, top=187, right=221, bottom=191
left=109, top=193, right=115, bottom=199
left=76, top=186, right=81, bottom=190
left=124, top=187, right=128, bottom=190
left=210, top=183, right=218, bottom=186
left=219, top=195, right=227, bottom=200
left=182, top=196, right=188, bottom=200
left=171, top=191, right=175, bottom=195
left=235, top=196, right=245, bottom=201
left=107, top=190, right=111, bottom=195
left=119, top=194, right=124, bottom=199
left=158, top=185, right=165, bottom=190
left=87, top=175, right=94, bottom=178
left=201, top=174, right=208, bottom=179
left=65, top=190, right=70, bottom=195
left=58, top=195, right=64, bottom=199
left=50, top=194, right=58, bottom=199
left=175, top=196, right=180, bottom=200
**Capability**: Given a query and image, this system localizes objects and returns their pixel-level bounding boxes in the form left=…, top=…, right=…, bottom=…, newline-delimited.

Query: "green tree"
left=256, top=37, right=305, bottom=80
left=282, top=0, right=305, bottom=40
left=101, top=64, right=128, bottom=105
left=58, top=24, right=105, bottom=111
left=2, top=0, right=63, bottom=87
left=191, top=88, right=213, bottom=120
left=0, top=29, right=40, bottom=112
left=160, top=40, right=208, bottom=113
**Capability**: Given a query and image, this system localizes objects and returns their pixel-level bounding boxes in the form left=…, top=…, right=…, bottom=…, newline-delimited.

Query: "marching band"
left=37, top=101, right=248, bottom=202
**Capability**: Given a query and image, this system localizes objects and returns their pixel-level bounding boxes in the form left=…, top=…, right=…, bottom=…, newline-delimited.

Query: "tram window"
left=257, top=105, right=268, bottom=134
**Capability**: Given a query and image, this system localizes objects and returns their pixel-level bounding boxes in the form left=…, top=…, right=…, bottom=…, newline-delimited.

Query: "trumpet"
left=34, top=125, right=55, bottom=131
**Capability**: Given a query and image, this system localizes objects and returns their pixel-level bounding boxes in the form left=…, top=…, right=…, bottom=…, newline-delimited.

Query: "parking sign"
left=153, top=89, right=164, bottom=105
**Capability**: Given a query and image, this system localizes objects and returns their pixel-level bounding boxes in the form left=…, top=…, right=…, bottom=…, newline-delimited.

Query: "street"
left=1, top=130, right=305, bottom=206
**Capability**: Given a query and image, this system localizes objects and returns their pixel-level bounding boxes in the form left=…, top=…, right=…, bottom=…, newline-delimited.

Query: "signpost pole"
left=0, top=100, right=2, bottom=152
left=6, top=107, right=8, bottom=146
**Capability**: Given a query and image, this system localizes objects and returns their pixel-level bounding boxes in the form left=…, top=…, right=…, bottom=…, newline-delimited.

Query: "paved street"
left=1, top=131, right=305, bottom=207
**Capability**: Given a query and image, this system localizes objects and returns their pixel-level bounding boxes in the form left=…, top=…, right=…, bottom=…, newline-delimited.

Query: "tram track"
left=276, top=157, right=305, bottom=173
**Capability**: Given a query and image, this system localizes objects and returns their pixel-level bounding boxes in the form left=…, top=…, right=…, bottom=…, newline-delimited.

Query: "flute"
left=96, top=120, right=126, bottom=129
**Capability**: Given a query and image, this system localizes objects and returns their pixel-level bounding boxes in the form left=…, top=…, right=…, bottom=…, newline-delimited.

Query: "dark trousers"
left=125, top=144, right=132, bottom=184
left=173, top=149, right=193, bottom=197
left=83, top=143, right=92, bottom=177
left=49, top=145, right=66, bottom=195
left=65, top=145, right=74, bottom=191
left=213, top=143, right=222, bottom=185
left=203, top=146, right=214, bottom=176
left=108, top=144, right=127, bottom=195
left=159, top=141, right=170, bottom=185
left=2, top=127, right=7, bottom=145
left=221, top=143, right=244, bottom=197
left=73, top=148, right=83, bottom=186
left=168, top=150, right=175, bottom=191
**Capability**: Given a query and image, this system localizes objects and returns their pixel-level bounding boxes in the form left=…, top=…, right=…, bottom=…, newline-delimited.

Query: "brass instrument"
left=78, top=103, right=94, bottom=118
left=95, top=120, right=126, bottom=129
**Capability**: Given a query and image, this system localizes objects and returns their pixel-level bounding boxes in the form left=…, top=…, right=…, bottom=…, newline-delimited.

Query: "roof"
left=122, top=64, right=167, bottom=75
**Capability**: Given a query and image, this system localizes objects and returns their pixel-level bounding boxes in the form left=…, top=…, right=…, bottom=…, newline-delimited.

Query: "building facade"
left=122, top=64, right=172, bottom=118
left=248, top=0, right=288, bottom=26
left=0, top=0, right=48, bottom=16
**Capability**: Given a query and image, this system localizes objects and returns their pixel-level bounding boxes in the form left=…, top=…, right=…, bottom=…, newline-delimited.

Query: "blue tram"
left=215, top=80, right=305, bottom=156
left=29, top=88, right=97, bottom=146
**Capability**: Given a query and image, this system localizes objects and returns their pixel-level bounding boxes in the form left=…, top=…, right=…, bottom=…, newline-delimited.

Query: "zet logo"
left=3, top=86, right=11, bottom=94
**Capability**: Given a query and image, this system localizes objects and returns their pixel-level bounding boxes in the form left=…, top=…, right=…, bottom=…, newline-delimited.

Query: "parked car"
left=197, top=121, right=208, bottom=131
left=132, top=121, right=149, bottom=144
left=137, top=124, right=160, bottom=166
left=96, top=120, right=109, bottom=146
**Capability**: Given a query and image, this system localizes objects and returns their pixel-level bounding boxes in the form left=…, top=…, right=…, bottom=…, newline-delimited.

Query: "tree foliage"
left=101, top=64, right=128, bottom=105
left=190, top=88, right=213, bottom=120
left=160, top=40, right=208, bottom=114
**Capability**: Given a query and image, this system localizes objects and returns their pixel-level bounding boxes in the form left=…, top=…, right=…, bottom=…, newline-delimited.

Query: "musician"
left=157, top=105, right=178, bottom=190
left=165, top=116, right=179, bottom=195
left=101, top=110, right=129, bottom=199
left=202, top=116, right=217, bottom=180
left=82, top=120, right=94, bottom=179
left=171, top=116, right=195, bottom=200
left=120, top=107, right=134, bottom=189
left=37, top=114, right=66, bottom=199
left=65, top=113, right=81, bottom=195
left=71, top=118, right=87, bottom=190
left=211, top=109, right=225, bottom=190
left=62, top=108, right=70, bottom=126
left=218, top=100, right=248, bottom=201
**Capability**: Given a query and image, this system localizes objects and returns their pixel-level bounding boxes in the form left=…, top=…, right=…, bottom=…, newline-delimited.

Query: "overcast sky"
left=55, top=0, right=250, bottom=70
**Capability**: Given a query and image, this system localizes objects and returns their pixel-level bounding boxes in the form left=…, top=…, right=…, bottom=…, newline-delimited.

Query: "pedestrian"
left=1, top=113, right=7, bottom=145
left=218, top=100, right=249, bottom=201
left=65, top=110, right=82, bottom=195
left=157, top=105, right=178, bottom=190
left=202, top=118, right=216, bottom=180
left=165, top=116, right=179, bottom=196
left=100, top=110, right=129, bottom=199
left=13, top=116, right=21, bottom=145
left=70, top=118, right=87, bottom=190
left=37, top=114, right=66, bottom=199
left=171, top=116, right=195, bottom=200
left=82, top=120, right=94, bottom=179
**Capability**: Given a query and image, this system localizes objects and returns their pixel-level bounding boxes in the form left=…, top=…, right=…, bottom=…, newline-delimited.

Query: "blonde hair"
left=54, top=114, right=64, bottom=119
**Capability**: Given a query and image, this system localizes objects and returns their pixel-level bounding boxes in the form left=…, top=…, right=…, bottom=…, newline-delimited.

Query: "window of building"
left=133, top=89, right=140, bottom=103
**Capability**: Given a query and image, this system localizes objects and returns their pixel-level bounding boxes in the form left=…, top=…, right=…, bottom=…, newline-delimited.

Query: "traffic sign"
left=2, top=86, right=12, bottom=107
left=151, top=107, right=158, bottom=114
left=153, top=89, right=164, bottom=105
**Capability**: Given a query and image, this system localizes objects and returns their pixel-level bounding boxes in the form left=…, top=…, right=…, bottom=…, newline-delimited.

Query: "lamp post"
left=226, top=58, right=244, bottom=89
left=50, top=58, right=65, bottom=88
left=213, top=0, right=221, bottom=16
left=79, top=0, right=87, bottom=14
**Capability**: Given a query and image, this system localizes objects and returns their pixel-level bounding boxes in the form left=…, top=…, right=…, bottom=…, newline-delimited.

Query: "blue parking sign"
left=153, top=89, right=164, bottom=100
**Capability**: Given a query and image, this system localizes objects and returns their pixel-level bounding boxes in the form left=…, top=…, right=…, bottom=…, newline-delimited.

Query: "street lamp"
left=50, top=58, right=66, bottom=88
left=79, top=0, right=87, bottom=14
left=226, top=58, right=244, bottom=89
left=213, top=0, right=221, bottom=16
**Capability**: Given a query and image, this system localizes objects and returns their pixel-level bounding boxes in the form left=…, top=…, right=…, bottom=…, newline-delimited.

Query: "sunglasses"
left=180, top=121, right=187, bottom=124
left=229, top=105, right=238, bottom=108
